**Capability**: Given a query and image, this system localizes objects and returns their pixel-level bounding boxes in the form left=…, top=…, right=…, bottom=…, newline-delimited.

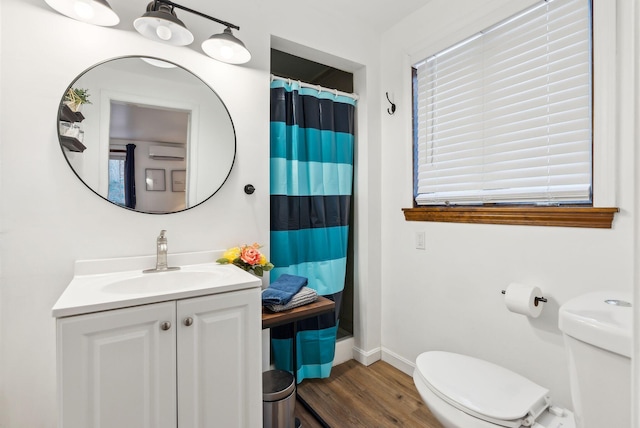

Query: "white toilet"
left=559, top=291, right=632, bottom=428
left=413, top=351, right=574, bottom=428
left=413, top=291, right=632, bottom=428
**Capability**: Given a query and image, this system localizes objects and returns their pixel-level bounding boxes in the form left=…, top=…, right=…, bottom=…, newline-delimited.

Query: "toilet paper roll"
left=504, top=283, right=544, bottom=318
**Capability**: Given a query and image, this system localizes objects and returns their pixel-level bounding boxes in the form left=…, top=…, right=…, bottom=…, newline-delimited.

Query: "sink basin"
left=52, top=253, right=262, bottom=318
left=559, top=291, right=632, bottom=358
left=102, top=270, right=228, bottom=294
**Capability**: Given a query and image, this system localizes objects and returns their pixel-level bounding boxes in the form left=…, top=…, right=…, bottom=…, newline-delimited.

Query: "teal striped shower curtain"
left=269, top=79, right=355, bottom=382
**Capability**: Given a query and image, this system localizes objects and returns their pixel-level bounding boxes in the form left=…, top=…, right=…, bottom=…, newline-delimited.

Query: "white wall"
left=0, top=0, right=381, bottom=426
left=0, top=0, right=3, bottom=424
left=380, top=0, right=636, bottom=411
left=634, top=1, right=640, bottom=425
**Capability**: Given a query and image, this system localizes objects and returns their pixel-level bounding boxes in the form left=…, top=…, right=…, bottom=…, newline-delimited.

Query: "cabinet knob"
left=183, top=317, right=194, bottom=327
left=160, top=321, right=172, bottom=331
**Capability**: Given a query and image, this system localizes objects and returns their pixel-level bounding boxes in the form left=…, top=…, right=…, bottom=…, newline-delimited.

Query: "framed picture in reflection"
left=145, top=168, right=166, bottom=191
left=172, top=170, right=186, bottom=192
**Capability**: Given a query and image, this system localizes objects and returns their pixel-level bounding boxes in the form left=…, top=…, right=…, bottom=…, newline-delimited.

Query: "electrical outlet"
left=415, top=231, right=426, bottom=250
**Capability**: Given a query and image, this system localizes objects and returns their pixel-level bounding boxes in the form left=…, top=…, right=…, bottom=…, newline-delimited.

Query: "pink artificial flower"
left=240, top=246, right=262, bottom=266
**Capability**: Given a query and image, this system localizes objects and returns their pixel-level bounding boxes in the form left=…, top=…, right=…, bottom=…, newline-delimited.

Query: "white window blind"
left=414, top=0, right=592, bottom=206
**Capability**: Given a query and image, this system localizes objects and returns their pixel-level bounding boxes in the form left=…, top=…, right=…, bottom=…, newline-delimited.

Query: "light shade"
left=201, top=27, right=251, bottom=64
left=133, top=2, right=194, bottom=46
left=44, top=0, right=120, bottom=26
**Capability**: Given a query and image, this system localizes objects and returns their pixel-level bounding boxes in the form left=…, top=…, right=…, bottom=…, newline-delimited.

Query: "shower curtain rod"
left=271, top=74, right=359, bottom=101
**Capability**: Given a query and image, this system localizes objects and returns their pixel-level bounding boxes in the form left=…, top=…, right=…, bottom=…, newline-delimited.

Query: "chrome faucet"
left=144, top=230, right=180, bottom=273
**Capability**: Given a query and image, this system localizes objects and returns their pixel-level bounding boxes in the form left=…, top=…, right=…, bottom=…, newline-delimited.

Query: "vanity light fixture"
left=44, top=0, right=251, bottom=65
left=44, top=0, right=120, bottom=26
left=201, top=27, right=251, bottom=65
left=133, top=1, right=194, bottom=46
left=134, top=0, right=251, bottom=64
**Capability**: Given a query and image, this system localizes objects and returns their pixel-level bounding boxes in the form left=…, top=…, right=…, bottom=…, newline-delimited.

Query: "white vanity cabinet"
left=57, top=301, right=177, bottom=428
left=176, top=289, right=261, bottom=427
left=56, top=287, right=261, bottom=428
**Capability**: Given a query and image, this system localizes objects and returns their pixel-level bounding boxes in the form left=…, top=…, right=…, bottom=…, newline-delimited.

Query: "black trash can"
left=263, top=369, right=296, bottom=428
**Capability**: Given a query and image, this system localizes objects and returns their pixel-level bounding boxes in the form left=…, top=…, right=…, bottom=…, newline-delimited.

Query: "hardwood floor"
left=293, top=360, right=443, bottom=427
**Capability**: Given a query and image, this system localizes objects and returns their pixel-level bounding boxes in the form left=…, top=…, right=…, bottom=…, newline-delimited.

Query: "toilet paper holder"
left=501, top=290, right=548, bottom=306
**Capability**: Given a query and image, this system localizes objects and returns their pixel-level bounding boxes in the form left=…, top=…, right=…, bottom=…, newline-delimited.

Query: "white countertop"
left=52, top=251, right=262, bottom=318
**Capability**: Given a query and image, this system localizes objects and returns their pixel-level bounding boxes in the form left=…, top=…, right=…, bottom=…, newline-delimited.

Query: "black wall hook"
left=386, top=92, right=396, bottom=115
left=244, top=184, right=255, bottom=195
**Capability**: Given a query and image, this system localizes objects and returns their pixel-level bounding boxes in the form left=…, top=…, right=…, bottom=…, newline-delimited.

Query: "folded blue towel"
left=261, top=274, right=308, bottom=305
left=264, top=287, right=318, bottom=312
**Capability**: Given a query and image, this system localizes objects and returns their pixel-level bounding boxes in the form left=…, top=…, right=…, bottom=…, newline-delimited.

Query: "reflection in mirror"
left=58, top=56, right=236, bottom=214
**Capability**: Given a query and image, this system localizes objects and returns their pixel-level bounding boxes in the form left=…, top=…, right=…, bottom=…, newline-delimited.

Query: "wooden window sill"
left=402, top=206, right=619, bottom=228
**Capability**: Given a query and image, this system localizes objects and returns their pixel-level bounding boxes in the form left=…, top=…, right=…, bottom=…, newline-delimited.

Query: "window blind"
left=414, top=0, right=592, bottom=206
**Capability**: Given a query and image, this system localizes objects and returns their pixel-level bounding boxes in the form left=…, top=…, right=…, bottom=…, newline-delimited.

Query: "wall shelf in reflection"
left=59, top=104, right=86, bottom=152
left=59, top=104, right=85, bottom=123
left=60, top=135, right=86, bottom=152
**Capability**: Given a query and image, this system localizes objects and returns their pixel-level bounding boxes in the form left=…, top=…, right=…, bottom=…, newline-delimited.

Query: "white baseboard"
left=352, top=345, right=382, bottom=366
left=381, top=347, right=416, bottom=377
left=334, top=337, right=355, bottom=365
left=333, top=338, right=384, bottom=367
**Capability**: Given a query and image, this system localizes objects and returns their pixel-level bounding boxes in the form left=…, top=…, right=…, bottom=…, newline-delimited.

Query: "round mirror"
left=57, top=56, right=236, bottom=214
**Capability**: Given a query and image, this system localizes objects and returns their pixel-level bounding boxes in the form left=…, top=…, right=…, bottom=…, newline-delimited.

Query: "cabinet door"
left=177, top=288, right=261, bottom=428
left=57, top=302, right=177, bottom=428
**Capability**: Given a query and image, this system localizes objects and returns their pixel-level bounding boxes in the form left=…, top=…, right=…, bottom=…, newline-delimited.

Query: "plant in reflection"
left=216, top=243, right=274, bottom=277
left=64, top=87, right=92, bottom=111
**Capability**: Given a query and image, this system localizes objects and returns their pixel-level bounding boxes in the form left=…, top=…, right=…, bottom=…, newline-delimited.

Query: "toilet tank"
left=559, top=291, right=632, bottom=428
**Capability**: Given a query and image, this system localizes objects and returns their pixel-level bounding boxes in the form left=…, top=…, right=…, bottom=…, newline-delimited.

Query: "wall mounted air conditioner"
left=149, top=145, right=185, bottom=160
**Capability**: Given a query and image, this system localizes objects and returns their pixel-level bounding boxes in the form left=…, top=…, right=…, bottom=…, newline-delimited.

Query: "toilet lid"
left=416, top=351, right=550, bottom=426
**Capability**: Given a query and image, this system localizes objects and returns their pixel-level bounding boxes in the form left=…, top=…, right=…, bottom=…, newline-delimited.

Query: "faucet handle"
left=159, top=230, right=167, bottom=238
